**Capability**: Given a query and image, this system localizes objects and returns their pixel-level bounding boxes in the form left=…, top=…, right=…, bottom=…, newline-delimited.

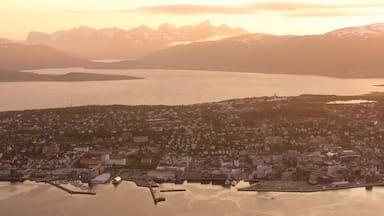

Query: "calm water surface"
left=0, top=68, right=384, bottom=111
left=0, top=181, right=383, bottom=216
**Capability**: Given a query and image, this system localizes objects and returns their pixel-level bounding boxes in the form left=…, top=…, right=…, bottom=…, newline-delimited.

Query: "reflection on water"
left=0, top=68, right=384, bottom=111
left=1, top=181, right=384, bottom=216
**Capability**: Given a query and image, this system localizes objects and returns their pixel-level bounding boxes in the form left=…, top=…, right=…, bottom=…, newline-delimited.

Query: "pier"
left=148, top=182, right=166, bottom=205
left=46, top=181, right=96, bottom=195
left=160, top=189, right=186, bottom=193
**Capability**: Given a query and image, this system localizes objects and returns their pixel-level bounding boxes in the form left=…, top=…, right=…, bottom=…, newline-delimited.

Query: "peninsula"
left=0, top=70, right=142, bottom=82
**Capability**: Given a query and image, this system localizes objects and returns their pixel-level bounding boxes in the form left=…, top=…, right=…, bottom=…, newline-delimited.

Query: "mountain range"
left=25, top=21, right=248, bottom=59
left=139, top=23, right=384, bottom=78
left=2, top=22, right=384, bottom=78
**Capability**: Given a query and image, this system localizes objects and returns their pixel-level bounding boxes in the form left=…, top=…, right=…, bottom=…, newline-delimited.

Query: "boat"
left=112, top=176, right=122, bottom=185
left=224, top=179, right=238, bottom=188
left=224, top=179, right=232, bottom=188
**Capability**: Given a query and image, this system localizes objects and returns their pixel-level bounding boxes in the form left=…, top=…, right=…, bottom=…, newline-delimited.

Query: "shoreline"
left=0, top=70, right=143, bottom=82
left=3, top=177, right=384, bottom=194
left=237, top=181, right=384, bottom=193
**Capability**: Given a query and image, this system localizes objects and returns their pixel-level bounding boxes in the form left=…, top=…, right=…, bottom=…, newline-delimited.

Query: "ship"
left=112, top=176, right=122, bottom=185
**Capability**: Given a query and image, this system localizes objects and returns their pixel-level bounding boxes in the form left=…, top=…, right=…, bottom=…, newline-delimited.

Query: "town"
left=1, top=94, right=384, bottom=192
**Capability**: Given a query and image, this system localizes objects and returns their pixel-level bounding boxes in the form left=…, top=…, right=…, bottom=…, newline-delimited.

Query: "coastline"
left=237, top=180, right=384, bottom=193
left=0, top=70, right=143, bottom=82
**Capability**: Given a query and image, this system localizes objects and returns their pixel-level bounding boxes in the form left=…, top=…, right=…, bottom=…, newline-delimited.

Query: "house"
left=105, top=157, right=127, bottom=166
left=147, top=169, right=176, bottom=182
left=74, top=147, right=89, bottom=152
left=133, top=136, right=149, bottom=143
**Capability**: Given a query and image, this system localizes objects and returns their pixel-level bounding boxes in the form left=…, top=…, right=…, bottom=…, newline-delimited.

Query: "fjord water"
left=1, top=181, right=384, bottom=216
left=1, top=68, right=384, bottom=111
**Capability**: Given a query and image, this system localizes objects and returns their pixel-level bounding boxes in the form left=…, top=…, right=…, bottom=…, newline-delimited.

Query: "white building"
left=74, top=147, right=89, bottom=152
left=91, top=173, right=111, bottom=184
left=104, top=158, right=127, bottom=166
left=256, top=165, right=272, bottom=179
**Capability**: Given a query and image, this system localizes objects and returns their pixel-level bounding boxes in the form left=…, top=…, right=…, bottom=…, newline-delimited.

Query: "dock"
left=46, top=181, right=96, bottom=195
left=160, top=189, right=186, bottom=192
left=148, top=182, right=166, bottom=205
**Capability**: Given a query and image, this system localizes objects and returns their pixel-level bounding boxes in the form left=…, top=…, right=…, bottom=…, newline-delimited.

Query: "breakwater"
left=46, top=181, right=96, bottom=195
left=238, top=181, right=384, bottom=193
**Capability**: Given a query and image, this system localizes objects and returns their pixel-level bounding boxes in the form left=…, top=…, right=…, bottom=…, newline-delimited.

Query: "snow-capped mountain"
left=139, top=23, right=384, bottom=78
left=25, top=21, right=248, bottom=59
left=325, top=23, right=384, bottom=39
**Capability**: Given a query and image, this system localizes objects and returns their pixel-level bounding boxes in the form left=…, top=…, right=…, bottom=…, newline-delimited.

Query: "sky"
left=1, top=0, right=384, bottom=40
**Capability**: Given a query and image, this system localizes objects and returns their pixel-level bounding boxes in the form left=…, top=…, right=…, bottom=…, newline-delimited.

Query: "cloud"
left=287, top=11, right=382, bottom=17
left=131, top=1, right=384, bottom=16
left=64, top=9, right=110, bottom=14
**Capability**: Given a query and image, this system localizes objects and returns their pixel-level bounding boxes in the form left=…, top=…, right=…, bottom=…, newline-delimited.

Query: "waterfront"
left=1, top=68, right=384, bottom=111
left=1, top=181, right=384, bottom=216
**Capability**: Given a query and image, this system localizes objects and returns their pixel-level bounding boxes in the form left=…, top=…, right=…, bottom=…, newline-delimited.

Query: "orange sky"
left=1, top=0, right=384, bottom=39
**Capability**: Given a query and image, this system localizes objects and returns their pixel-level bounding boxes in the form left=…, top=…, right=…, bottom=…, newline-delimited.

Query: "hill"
left=0, top=70, right=141, bottom=82
left=0, top=42, right=88, bottom=70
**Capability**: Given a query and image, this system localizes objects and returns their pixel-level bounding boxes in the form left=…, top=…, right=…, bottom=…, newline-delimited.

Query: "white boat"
left=112, top=176, right=122, bottom=185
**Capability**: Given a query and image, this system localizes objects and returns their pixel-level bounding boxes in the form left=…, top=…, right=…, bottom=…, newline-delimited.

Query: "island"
left=0, top=70, right=142, bottom=82
left=1, top=94, right=384, bottom=194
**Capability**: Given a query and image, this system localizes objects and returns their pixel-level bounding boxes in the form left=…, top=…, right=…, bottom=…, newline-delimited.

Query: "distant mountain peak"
left=25, top=21, right=248, bottom=59
left=158, top=22, right=176, bottom=30
left=131, top=25, right=155, bottom=32
left=325, top=22, right=384, bottom=38
left=197, top=20, right=213, bottom=27
left=64, top=26, right=95, bottom=36
left=71, top=25, right=95, bottom=31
